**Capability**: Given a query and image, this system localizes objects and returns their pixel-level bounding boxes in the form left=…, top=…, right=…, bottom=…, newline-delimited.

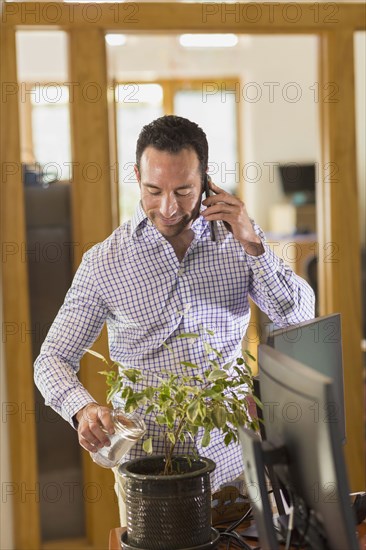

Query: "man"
left=34, top=115, right=315, bottom=523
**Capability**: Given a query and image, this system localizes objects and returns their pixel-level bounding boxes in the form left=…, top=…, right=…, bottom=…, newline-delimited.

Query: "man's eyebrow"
left=143, top=183, right=194, bottom=190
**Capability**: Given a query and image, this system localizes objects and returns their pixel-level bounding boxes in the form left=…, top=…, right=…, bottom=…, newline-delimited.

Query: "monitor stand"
left=241, top=515, right=294, bottom=545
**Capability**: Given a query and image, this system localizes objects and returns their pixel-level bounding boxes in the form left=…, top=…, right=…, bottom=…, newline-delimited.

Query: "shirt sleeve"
left=247, top=223, right=315, bottom=326
left=34, top=249, right=109, bottom=427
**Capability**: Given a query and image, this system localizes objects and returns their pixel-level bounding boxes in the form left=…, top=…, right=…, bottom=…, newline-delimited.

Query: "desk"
left=110, top=522, right=366, bottom=550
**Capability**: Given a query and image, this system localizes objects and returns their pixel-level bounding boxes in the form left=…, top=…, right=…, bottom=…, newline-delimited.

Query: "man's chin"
left=156, top=224, right=184, bottom=238
left=154, top=219, right=188, bottom=238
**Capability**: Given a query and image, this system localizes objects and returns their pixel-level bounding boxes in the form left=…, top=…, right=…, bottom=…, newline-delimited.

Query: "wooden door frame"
left=1, top=4, right=365, bottom=548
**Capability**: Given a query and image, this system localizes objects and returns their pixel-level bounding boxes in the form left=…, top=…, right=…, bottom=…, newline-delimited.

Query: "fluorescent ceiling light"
left=179, top=34, right=238, bottom=48
left=105, top=34, right=127, bottom=47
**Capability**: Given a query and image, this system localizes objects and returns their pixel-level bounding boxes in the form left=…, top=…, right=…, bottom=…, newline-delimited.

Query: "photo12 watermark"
left=2, top=2, right=140, bottom=25
left=201, top=81, right=339, bottom=104
left=201, top=3, right=340, bottom=25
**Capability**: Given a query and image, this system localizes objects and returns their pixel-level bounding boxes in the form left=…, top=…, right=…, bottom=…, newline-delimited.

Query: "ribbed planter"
left=119, top=455, right=219, bottom=550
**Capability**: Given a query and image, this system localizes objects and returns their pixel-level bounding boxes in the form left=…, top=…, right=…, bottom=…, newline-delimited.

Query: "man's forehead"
left=140, top=146, right=200, bottom=164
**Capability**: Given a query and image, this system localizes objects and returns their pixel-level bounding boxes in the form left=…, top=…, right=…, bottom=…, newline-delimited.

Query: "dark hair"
left=136, top=115, right=208, bottom=180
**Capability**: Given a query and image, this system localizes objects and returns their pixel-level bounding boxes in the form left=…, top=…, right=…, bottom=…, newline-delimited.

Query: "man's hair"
left=136, top=115, right=208, bottom=180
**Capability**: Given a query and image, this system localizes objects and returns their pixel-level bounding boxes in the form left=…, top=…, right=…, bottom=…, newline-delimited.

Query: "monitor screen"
left=267, top=313, right=345, bottom=443
left=252, top=344, right=357, bottom=550
left=278, top=163, right=316, bottom=202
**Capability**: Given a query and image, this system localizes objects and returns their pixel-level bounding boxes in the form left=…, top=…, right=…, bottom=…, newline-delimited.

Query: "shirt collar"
left=130, top=201, right=148, bottom=236
left=130, top=201, right=210, bottom=240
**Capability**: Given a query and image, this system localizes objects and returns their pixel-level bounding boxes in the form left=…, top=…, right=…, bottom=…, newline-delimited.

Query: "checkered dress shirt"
left=34, top=202, right=315, bottom=491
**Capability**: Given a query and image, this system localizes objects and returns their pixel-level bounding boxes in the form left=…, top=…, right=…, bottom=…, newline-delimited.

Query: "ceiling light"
left=105, top=34, right=127, bottom=47
left=179, top=34, right=238, bottom=48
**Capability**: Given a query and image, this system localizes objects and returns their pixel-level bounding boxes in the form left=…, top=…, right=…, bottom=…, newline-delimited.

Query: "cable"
left=218, top=530, right=254, bottom=549
left=215, top=486, right=277, bottom=549
left=226, top=505, right=253, bottom=532
left=284, top=496, right=295, bottom=550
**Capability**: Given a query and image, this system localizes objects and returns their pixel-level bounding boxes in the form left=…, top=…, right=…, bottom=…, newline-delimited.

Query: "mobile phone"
left=203, top=174, right=218, bottom=242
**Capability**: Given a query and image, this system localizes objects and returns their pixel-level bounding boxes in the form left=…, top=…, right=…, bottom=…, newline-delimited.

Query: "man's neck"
left=165, top=229, right=195, bottom=262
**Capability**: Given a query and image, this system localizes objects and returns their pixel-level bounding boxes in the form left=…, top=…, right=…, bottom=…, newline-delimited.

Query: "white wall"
left=17, top=30, right=364, bottom=237
left=107, top=34, right=321, bottom=230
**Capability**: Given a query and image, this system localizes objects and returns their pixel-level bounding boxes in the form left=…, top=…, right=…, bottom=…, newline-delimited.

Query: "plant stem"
left=164, top=416, right=185, bottom=475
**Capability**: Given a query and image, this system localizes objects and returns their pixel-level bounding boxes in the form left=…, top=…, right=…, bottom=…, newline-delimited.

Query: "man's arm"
left=202, top=180, right=315, bottom=325
left=246, top=241, right=315, bottom=326
left=34, top=249, right=115, bottom=449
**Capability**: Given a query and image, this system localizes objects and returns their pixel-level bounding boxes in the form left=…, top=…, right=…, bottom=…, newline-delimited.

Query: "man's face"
left=134, top=146, right=204, bottom=239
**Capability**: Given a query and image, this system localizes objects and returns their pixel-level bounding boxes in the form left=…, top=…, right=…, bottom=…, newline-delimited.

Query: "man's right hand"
left=75, top=403, right=115, bottom=453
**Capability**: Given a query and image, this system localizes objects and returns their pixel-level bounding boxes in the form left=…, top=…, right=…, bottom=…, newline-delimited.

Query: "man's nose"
left=159, top=194, right=178, bottom=218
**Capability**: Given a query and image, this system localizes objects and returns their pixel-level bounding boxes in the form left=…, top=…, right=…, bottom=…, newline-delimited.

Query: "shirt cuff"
left=246, top=243, right=283, bottom=279
left=60, top=387, right=97, bottom=429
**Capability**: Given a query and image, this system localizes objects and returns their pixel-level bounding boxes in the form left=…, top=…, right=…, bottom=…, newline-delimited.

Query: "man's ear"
left=134, top=164, right=141, bottom=186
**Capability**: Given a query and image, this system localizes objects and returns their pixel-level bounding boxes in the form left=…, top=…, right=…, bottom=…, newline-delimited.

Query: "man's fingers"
left=203, top=204, right=235, bottom=217
left=98, top=407, right=115, bottom=434
left=89, top=421, right=111, bottom=446
left=203, top=190, right=239, bottom=208
left=77, top=404, right=114, bottom=452
left=208, top=178, right=225, bottom=194
left=79, top=434, right=99, bottom=453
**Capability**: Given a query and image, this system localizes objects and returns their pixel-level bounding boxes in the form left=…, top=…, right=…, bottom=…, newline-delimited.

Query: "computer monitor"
left=278, top=163, right=316, bottom=204
left=267, top=313, right=346, bottom=444
left=240, top=345, right=358, bottom=550
left=239, top=427, right=280, bottom=550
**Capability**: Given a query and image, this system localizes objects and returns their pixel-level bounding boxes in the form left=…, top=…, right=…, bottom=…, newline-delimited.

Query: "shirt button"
left=177, top=268, right=184, bottom=276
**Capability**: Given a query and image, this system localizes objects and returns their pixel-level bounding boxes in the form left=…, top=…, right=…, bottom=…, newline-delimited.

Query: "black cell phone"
left=203, top=174, right=218, bottom=242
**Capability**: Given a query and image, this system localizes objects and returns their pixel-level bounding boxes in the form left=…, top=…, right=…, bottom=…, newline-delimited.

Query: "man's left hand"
left=202, top=179, right=265, bottom=256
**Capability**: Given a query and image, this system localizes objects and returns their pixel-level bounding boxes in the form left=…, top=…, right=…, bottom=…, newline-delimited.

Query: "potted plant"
left=87, top=326, right=260, bottom=550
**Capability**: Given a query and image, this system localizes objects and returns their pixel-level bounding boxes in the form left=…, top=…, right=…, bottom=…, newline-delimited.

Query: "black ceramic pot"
left=119, top=455, right=216, bottom=550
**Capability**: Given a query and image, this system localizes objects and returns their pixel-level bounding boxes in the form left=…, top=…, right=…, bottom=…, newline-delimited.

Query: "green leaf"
left=203, top=341, right=223, bottom=358
left=156, top=414, right=166, bottom=425
left=85, top=349, right=109, bottom=363
left=234, top=366, right=244, bottom=377
left=236, top=357, right=244, bottom=365
left=106, top=386, right=119, bottom=403
left=212, top=347, right=223, bottom=358
left=144, top=387, right=155, bottom=401
left=143, top=437, right=153, bottom=454
left=180, top=361, right=199, bottom=369
left=244, top=349, right=256, bottom=362
left=123, top=368, right=140, bottom=383
left=187, top=400, right=200, bottom=423
left=212, top=404, right=227, bottom=429
left=167, top=432, right=176, bottom=445
left=252, top=395, right=263, bottom=410
left=201, top=429, right=211, bottom=447
left=223, top=362, right=233, bottom=371
left=175, top=391, right=185, bottom=404
left=177, top=333, right=200, bottom=339
left=207, top=370, right=228, bottom=382
left=166, top=408, right=176, bottom=426
left=205, top=329, right=215, bottom=336
left=202, top=388, right=222, bottom=399
left=125, top=398, right=138, bottom=413
left=224, top=432, right=233, bottom=446
left=98, top=369, right=112, bottom=376
left=122, top=387, right=133, bottom=399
